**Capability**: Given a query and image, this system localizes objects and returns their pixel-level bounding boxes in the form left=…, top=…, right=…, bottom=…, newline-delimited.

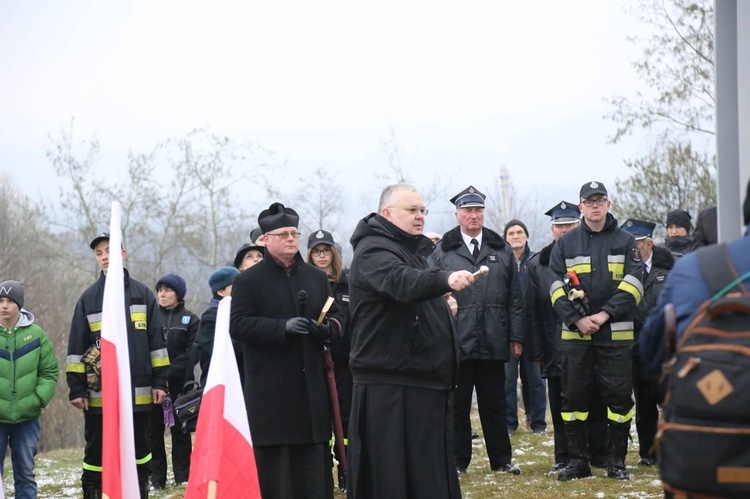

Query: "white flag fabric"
left=100, top=201, right=139, bottom=499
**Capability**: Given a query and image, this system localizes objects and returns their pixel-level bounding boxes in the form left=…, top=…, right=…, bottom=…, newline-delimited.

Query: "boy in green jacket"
left=0, top=280, right=59, bottom=499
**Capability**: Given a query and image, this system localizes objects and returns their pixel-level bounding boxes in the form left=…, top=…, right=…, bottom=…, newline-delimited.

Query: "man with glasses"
left=429, top=185, right=524, bottom=475
left=550, top=182, right=643, bottom=481
left=348, top=184, right=476, bottom=498
left=230, top=202, right=343, bottom=498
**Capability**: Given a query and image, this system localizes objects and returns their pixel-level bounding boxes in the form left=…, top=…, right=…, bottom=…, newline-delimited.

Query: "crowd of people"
left=1, top=178, right=747, bottom=499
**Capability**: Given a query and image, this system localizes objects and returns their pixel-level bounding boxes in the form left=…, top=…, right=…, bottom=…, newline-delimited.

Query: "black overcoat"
left=230, top=253, right=341, bottom=446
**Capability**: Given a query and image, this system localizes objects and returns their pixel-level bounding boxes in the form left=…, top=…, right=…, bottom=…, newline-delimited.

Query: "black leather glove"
left=308, top=320, right=332, bottom=342
left=285, top=317, right=310, bottom=335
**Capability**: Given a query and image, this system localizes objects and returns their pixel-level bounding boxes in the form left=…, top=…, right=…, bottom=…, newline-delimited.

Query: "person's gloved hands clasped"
left=308, top=320, right=332, bottom=342
left=285, top=317, right=310, bottom=335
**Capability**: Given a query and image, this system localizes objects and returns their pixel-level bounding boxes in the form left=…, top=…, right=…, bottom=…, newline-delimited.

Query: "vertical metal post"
left=715, top=0, right=750, bottom=240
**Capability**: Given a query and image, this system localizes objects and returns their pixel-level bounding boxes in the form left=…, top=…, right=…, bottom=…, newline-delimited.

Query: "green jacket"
left=0, top=309, right=59, bottom=424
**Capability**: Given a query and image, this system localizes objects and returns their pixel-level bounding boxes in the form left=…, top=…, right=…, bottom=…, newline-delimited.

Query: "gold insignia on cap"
left=316, top=231, right=324, bottom=239
left=590, top=181, right=598, bottom=188
left=560, top=202, right=566, bottom=209
left=469, top=186, right=475, bottom=193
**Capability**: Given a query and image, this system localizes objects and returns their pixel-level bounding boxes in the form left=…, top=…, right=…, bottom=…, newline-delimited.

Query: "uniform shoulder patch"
left=182, top=316, right=191, bottom=325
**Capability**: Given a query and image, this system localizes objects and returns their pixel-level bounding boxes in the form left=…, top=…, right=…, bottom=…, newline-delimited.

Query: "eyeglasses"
left=311, top=247, right=333, bottom=256
left=388, top=206, right=429, bottom=216
left=581, top=198, right=608, bottom=207
left=266, top=231, right=301, bottom=239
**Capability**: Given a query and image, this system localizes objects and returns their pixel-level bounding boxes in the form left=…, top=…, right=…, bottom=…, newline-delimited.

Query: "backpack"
left=659, top=244, right=750, bottom=498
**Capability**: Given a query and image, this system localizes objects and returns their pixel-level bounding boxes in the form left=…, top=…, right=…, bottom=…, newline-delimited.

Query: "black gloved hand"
left=308, top=320, right=332, bottom=342
left=285, top=317, right=310, bottom=335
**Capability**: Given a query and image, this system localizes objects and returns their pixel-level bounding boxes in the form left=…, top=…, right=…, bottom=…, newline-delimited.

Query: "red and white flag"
left=185, top=296, right=260, bottom=499
left=100, top=201, right=140, bottom=499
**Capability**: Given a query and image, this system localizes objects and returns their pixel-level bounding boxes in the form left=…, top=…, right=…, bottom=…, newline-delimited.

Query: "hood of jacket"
left=652, top=244, right=675, bottom=271
left=351, top=213, right=435, bottom=258
left=16, top=309, right=34, bottom=327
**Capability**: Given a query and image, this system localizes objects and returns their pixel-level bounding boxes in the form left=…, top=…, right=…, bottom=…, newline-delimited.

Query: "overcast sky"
left=0, top=1, right=654, bottom=238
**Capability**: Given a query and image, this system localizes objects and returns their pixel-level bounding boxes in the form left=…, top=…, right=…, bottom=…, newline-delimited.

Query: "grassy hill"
left=2, top=422, right=662, bottom=498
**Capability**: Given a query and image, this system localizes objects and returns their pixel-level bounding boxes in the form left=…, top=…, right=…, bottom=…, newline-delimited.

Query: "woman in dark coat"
left=306, top=229, right=351, bottom=492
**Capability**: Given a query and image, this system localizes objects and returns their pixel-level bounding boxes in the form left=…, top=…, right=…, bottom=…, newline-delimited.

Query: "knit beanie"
left=156, top=274, right=187, bottom=302
left=209, top=266, right=240, bottom=295
left=666, top=209, right=692, bottom=232
left=0, top=280, right=24, bottom=309
left=504, top=219, right=529, bottom=239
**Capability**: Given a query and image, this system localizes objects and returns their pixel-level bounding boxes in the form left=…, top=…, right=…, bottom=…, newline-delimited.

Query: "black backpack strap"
left=697, top=244, right=739, bottom=296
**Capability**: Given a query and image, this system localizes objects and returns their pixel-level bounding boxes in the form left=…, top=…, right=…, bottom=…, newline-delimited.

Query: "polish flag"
left=185, top=296, right=260, bottom=499
left=100, top=201, right=140, bottom=499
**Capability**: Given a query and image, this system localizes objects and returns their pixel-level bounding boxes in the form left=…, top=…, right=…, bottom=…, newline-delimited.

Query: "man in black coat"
left=621, top=219, right=674, bottom=466
left=230, top=203, right=343, bottom=499
left=348, top=184, right=476, bottom=499
left=429, top=186, right=524, bottom=474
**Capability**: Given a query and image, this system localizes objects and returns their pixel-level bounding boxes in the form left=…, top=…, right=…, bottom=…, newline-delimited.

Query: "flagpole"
left=207, top=481, right=217, bottom=499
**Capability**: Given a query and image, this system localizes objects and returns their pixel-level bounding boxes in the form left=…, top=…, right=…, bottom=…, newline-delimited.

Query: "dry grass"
left=3, top=412, right=663, bottom=498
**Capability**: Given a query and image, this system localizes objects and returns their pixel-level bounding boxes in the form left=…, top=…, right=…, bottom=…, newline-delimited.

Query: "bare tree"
left=0, top=173, right=88, bottom=450
left=606, top=0, right=716, bottom=219
left=605, top=0, right=715, bottom=143
left=292, top=163, right=344, bottom=236
left=46, top=126, right=281, bottom=297
left=613, top=140, right=716, bottom=227
left=369, top=124, right=451, bottom=211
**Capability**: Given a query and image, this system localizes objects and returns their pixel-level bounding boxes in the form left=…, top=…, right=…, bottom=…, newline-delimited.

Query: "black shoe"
left=552, top=462, right=568, bottom=471
left=471, top=430, right=479, bottom=439
left=557, top=460, right=592, bottom=481
left=638, top=457, right=656, bottom=466
left=456, top=467, right=468, bottom=474
left=83, top=484, right=102, bottom=499
left=493, top=464, right=521, bottom=475
left=607, top=465, right=630, bottom=480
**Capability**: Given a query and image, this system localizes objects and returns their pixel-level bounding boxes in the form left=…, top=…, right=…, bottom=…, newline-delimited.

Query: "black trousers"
left=348, top=383, right=461, bottom=499
left=634, top=376, right=660, bottom=459
left=454, top=359, right=512, bottom=470
left=548, top=376, right=607, bottom=466
left=147, top=402, right=192, bottom=485
left=253, top=443, right=332, bottom=499
left=560, top=344, right=634, bottom=421
left=548, top=377, right=566, bottom=465
left=82, top=411, right=151, bottom=489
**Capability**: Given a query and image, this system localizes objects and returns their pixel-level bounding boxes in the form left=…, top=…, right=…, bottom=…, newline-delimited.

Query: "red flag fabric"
left=100, top=201, right=140, bottom=499
left=185, top=296, right=260, bottom=499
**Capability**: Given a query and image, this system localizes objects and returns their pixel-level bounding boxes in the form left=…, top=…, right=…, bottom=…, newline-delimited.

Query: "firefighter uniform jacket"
left=550, top=214, right=643, bottom=345
left=66, top=270, right=170, bottom=413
